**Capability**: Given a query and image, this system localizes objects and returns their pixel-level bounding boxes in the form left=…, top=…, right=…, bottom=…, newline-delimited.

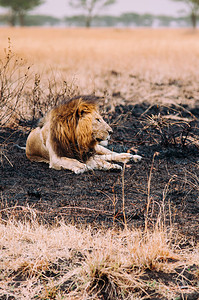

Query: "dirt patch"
left=0, top=102, right=199, bottom=240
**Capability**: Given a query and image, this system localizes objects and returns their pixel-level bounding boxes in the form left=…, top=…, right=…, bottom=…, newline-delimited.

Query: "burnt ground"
left=1, top=102, right=199, bottom=299
left=0, top=102, right=199, bottom=241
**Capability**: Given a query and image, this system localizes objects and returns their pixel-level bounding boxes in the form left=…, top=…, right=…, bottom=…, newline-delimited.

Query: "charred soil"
left=1, top=102, right=199, bottom=240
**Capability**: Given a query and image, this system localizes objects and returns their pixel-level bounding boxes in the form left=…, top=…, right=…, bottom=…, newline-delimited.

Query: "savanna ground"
left=0, top=28, right=199, bottom=299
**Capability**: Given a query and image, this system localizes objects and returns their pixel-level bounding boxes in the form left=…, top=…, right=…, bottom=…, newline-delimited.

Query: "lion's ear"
left=76, top=108, right=87, bottom=119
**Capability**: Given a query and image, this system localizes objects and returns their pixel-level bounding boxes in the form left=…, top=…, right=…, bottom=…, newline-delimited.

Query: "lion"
left=26, top=96, right=141, bottom=174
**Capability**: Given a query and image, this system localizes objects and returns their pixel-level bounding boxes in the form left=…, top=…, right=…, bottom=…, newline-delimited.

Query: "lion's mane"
left=48, top=96, right=99, bottom=162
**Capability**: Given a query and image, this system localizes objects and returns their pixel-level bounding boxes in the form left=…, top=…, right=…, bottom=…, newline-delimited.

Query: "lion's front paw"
left=115, top=153, right=134, bottom=163
left=115, top=153, right=142, bottom=163
left=112, top=163, right=122, bottom=170
left=72, top=164, right=88, bottom=174
left=131, top=154, right=142, bottom=162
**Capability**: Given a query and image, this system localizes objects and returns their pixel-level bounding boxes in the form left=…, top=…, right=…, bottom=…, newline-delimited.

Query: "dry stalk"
left=122, top=162, right=127, bottom=230
left=145, top=152, right=158, bottom=232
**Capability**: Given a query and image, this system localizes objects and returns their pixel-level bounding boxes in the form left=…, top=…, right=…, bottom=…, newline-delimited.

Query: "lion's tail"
left=14, top=144, right=26, bottom=150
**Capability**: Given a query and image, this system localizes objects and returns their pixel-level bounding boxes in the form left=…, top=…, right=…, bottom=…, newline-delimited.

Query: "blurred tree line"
left=0, top=12, right=193, bottom=27
left=0, top=0, right=198, bottom=28
left=63, top=13, right=192, bottom=27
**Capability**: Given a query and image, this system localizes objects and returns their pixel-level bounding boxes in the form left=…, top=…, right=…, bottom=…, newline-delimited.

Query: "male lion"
left=26, top=96, right=141, bottom=174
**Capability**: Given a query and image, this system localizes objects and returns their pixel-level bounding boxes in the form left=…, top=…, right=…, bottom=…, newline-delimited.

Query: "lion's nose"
left=108, top=128, right=113, bottom=134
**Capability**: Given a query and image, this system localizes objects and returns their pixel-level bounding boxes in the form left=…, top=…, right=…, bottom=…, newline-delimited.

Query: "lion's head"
left=50, top=96, right=112, bottom=162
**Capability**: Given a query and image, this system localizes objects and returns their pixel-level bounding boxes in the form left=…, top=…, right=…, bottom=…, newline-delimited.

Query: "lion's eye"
left=97, top=118, right=101, bottom=123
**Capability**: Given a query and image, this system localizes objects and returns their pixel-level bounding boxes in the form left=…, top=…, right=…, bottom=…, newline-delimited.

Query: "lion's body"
left=26, top=96, right=141, bottom=174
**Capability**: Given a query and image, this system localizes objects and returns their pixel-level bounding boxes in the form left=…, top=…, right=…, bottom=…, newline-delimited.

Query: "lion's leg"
left=50, top=156, right=89, bottom=174
left=95, top=145, right=142, bottom=163
left=86, top=155, right=122, bottom=171
left=26, top=128, right=50, bottom=163
left=47, top=143, right=88, bottom=174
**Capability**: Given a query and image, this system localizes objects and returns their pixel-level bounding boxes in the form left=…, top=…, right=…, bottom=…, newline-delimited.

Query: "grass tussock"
left=0, top=218, right=198, bottom=299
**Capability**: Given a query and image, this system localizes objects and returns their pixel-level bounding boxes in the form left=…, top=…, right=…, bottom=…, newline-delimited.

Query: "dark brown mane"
left=49, top=96, right=99, bottom=162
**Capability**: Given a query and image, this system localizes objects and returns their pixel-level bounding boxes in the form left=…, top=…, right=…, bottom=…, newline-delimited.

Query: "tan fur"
left=26, top=96, right=141, bottom=174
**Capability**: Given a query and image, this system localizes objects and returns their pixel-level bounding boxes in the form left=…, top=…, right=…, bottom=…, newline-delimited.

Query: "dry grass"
left=0, top=28, right=198, bottom=77
left=1, top=28, right=199, bottom=298
left=0, top=218, right=198, bottom=300
left=0, top=28, right=199, bottom=115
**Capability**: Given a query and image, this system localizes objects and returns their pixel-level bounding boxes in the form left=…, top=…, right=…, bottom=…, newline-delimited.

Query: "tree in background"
left=0, top=0, right=44, bottom=26
left=172, top=0, right=199, bottom=28
left=69, top=0, right=116, bottom=27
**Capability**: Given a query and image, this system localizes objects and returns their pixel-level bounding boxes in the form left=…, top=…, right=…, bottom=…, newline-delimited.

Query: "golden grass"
left=0, top=28, right=199, bottom=105
left=0, top=219, right=198, bottom=299
left=0, top=28, right=198, bottom=71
